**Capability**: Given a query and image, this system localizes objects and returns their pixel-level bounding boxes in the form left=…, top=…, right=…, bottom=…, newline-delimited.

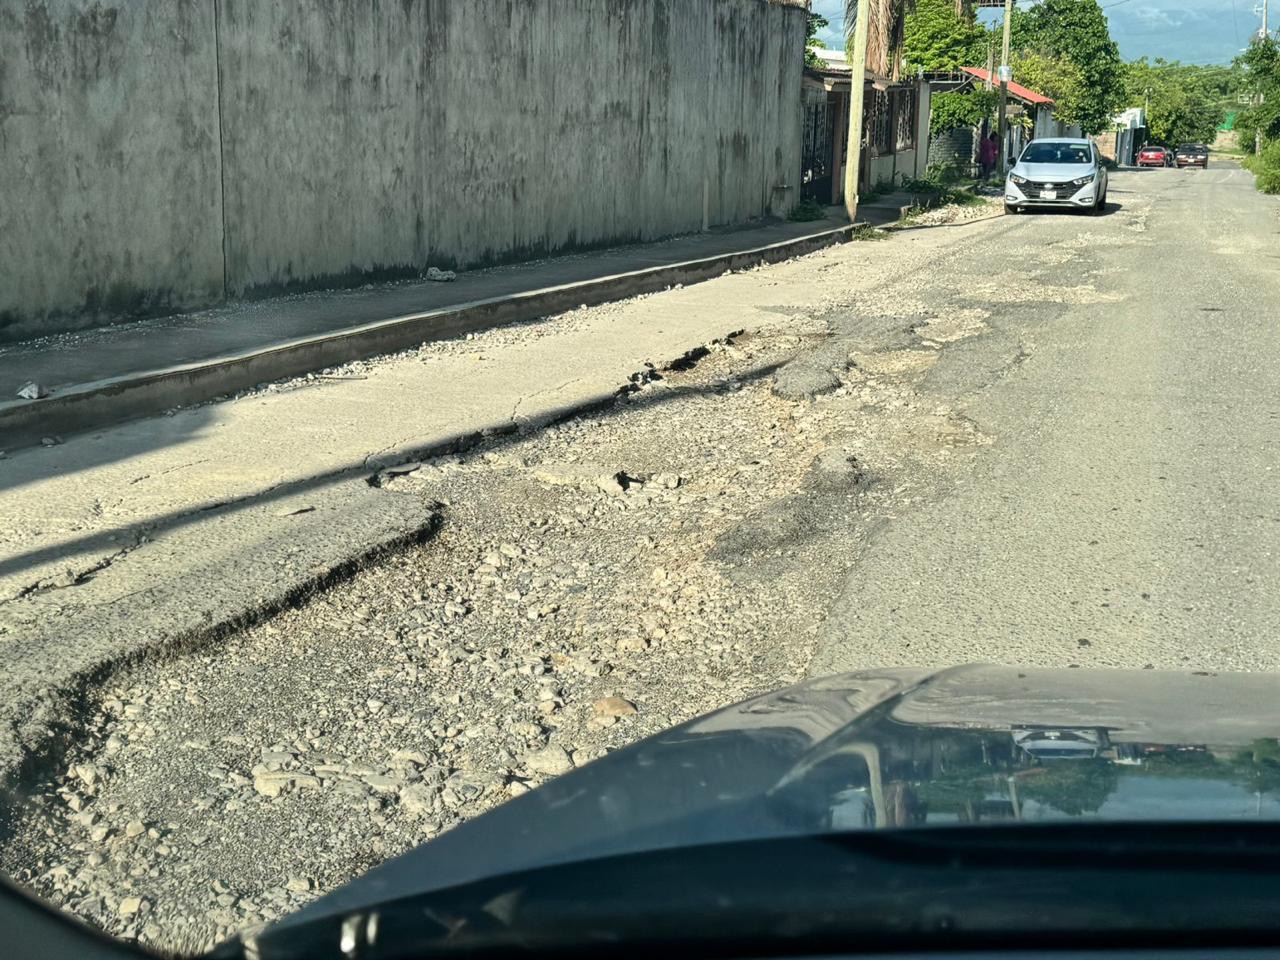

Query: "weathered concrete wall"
left=0, top=0, right=805, bottom=336
left=0, top=1, right=224, bottom=340
left=217, top=0, right=805, bottom=296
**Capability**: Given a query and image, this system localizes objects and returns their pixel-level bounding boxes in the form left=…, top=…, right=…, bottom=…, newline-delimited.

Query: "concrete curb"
left=0, top=224, right=853, bottom=450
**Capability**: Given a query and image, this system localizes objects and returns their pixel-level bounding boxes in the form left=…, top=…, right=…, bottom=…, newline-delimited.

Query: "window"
left=864, top=87, right=892, bottom=155
left=893, top=89, right=917, bottom=152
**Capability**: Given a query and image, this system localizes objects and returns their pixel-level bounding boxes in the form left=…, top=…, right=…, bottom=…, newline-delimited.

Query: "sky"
left=809, top=0, right=1264, bottom=67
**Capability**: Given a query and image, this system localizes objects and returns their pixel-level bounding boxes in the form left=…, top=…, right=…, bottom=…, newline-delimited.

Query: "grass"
left=1242, top=141, right=1280, bottom=194
left=851, top=223, right=891, bottom=241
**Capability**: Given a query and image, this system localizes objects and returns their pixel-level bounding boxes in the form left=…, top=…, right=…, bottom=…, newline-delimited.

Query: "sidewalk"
left=0, top=217, right=851, bottom=449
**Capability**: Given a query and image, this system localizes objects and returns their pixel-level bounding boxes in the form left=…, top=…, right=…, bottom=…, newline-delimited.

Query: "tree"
left=930, top=88, right=996, bottom=133
left=1011, top=51, right=1086, bottom=128
left=1124, top=59, right=1224, bottom=147
left=1235, top=37, right=1280, bottom=149
left=806, top=13, right=830, bottom=68
left=1011, top=0, right=1124, bottom=135
left=844, top=0, right=919, bottom=79
left=902, top=0, right=987, bottom=73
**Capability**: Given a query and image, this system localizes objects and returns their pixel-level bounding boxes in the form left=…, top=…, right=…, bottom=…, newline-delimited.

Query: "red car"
left=1137, top=145, right=1172, bottom=167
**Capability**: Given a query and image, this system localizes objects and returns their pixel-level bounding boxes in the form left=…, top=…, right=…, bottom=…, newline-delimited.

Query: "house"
left=924, top=67, right=1080, bottom=174
left=1096, top=107, right=1147, bottom=166
left=800, top=48, right=933, bottom=206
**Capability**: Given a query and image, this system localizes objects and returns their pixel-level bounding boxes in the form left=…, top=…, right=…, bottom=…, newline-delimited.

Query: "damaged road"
left=0, top=202, right=1010, bottom=951
left=9, top=169, right=1280, bottom=953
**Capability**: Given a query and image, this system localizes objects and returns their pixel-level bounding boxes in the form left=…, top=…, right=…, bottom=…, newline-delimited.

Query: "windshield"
left=1020, top=142, right=1093, bottom=164
left=0, top=1, right=1274, bottom=958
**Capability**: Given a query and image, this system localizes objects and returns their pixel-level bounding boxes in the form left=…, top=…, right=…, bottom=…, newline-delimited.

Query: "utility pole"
left=1263, top=0, right=1270, bottom=39
left=843, top=0, right=872, bottom=223
left=997, top=0, right=1013, bottom=176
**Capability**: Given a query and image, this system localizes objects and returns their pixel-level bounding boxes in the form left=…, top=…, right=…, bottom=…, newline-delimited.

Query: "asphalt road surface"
left=813, top=163, right=1280, bottom=675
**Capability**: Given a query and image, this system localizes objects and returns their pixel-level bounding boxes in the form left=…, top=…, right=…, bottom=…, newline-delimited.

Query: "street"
left=814, top=162, right=1280, bottom=674
left=3, top=164, right=1279, bottom=949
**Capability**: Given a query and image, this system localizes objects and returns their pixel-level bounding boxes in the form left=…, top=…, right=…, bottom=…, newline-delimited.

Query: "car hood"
left=242, top=664, right=1280, bottom=948
left=1012, top=162, right=1096, bottom=181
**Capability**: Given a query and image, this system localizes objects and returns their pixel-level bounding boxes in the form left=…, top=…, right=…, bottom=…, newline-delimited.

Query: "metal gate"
left=801, top=101, right=835, bottom=203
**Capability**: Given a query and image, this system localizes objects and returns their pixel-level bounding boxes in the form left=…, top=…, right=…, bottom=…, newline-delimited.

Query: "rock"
left=392, top=749, right=430, bottom=766
left=595, top=473, right=627, bottom=496
left=118, top=897, right=145, bottom=918
left=363, top=774, right=404, bottom=793
left=124, top=821, right=146, bottom=839
left=424, top=266, right=456, bottom=282
left=525, top=745, right=574, bottom=777
left=17, top=381, right=49, bottom=400
left=285, top=877, right=312, bottom=894
left=89, top=826, right=111, bottom=843
left=252, top=772, right=296, bottom=798
left=398, top=783, right=437, bottom=818
left=653, top=472, right=682, bottom=489
left=592, top=696, right=638, bottom=718
left=40, top=436, right=62, bottom=447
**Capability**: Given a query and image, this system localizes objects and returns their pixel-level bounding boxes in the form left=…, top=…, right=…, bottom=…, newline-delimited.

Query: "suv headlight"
left=1071, top=174, right=1095, bottom=186
left=1009, top=174, right=1028, bottom=185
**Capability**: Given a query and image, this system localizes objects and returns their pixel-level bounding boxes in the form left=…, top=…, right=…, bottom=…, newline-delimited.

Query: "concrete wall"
left=0, top=1, right=225, bottom=340
left=0, top=0, right=805, bottom=338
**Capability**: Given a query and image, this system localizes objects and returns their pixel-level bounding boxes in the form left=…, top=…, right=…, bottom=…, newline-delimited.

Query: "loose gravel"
left=0, top=211, right=1025, bottom=953
left=0, top=304, right=993, bottom=953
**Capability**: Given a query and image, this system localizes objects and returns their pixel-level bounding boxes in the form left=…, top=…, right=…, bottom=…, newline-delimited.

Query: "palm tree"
left=843, top=0, right=917, bottom=81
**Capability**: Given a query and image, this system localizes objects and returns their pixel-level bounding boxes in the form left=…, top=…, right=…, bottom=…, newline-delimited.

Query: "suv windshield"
left=1020, top=142, right=1092, bottom=164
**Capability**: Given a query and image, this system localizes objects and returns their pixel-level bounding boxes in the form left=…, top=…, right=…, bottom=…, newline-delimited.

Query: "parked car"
left=1004, top=137, right=1109, bottom=215
left=1175, top=144, right=1210, bottom=168
left=1137, top=145, right=1172, bottom=167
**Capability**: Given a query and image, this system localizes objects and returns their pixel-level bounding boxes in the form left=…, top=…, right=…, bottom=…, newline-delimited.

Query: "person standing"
left=979, top=132, right=1000, bottom=179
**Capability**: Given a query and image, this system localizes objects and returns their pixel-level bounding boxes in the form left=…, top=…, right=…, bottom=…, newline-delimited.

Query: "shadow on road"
left=1015, top=199, right=1125, bottom=218
left=0, top=354, right=791, bottom=584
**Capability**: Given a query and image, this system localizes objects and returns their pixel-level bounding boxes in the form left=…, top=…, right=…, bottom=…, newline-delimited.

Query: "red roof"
left=961, top=67, right=1054, bottom=106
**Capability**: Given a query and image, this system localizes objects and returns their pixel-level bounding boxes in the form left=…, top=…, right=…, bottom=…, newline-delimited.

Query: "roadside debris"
left=17, top=381, right=49, bottom=400
left=424, top=267, right=457, bottom=282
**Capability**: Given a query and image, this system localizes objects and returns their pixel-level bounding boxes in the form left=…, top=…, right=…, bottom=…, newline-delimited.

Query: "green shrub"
left=1244, top=139, right=1280, bottom=194
left=900, top=176, right=942, bottom=194
left=789, top=198, right=826, bottom=221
